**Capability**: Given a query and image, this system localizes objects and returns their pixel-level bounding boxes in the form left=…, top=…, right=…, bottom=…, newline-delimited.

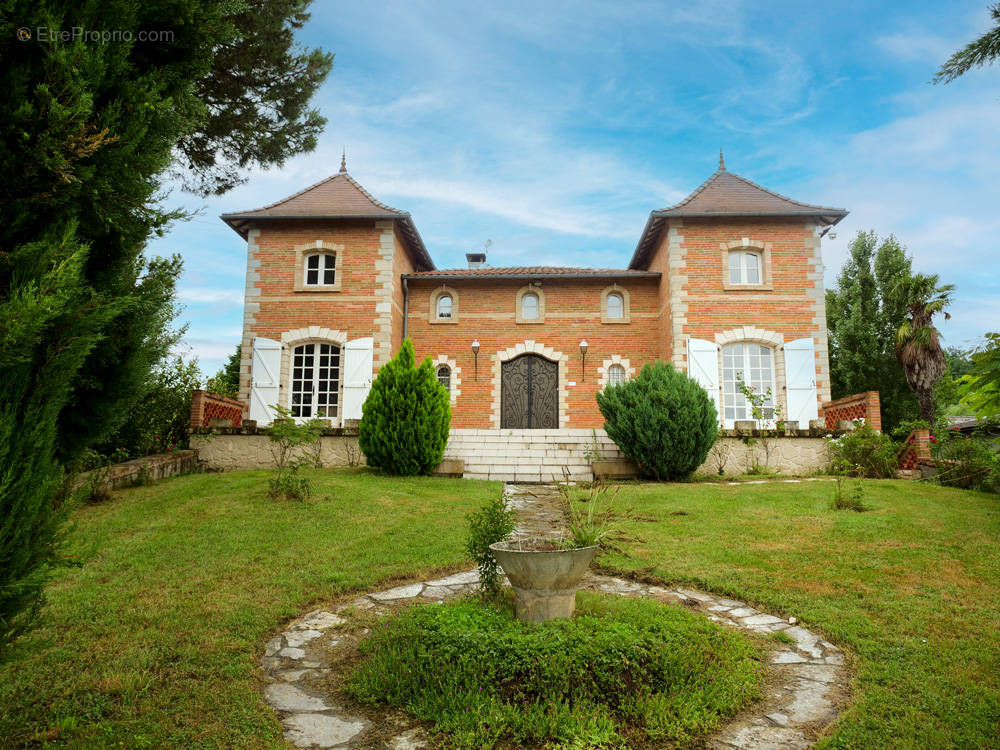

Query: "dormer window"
left=521, top=292, right=539, bottom=320
left=305, top=253, right=336, bottom=286
left=728, top=250, right=761, bottom=286
left=436, top=294, right=453, bottom=319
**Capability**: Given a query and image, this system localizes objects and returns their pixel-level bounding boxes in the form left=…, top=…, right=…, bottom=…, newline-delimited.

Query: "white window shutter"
left=687, top=338, right=721, bottom=422
left=784, top=337, right=818, bottom=429
left=341, top=337, right=374, bottom=423
left=248, top=337, right=282, bottom=425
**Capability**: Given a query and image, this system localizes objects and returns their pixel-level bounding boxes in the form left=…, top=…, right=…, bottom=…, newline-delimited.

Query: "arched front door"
left=501, top=354, right=558, bottom=429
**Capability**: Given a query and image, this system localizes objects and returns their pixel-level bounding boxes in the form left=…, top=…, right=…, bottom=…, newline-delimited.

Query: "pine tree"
left=359, top=340, right=451, bottom=476
left=0, top=0, right=331, bottom=659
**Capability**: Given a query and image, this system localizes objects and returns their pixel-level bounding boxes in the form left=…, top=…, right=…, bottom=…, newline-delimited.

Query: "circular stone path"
left=260, top=484, right=850, bottom=749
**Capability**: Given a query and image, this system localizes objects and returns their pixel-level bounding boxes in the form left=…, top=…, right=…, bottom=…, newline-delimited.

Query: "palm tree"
left=894, top=274, right=955, bottom=424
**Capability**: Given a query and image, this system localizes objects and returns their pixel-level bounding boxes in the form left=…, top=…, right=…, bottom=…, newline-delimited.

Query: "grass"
left=599, top=479, right=1000, bottom=749
left=346, top=592, right=765, bottom=749
left=0, top=468, right=498, bottom=748
left=2, top=471, right=997, bottom=748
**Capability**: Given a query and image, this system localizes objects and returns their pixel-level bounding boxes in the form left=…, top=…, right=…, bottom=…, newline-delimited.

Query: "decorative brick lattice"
left=822, top=391, right=881, bottom=432
left=190, top=390, right=246, bottom=428
left=898, top=429, right=931, bottom=470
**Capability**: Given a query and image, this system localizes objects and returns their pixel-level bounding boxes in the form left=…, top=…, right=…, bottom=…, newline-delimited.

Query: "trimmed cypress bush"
left=359, top=339, right=451, bottom=475
left=596, top=361, right=717, bottom=481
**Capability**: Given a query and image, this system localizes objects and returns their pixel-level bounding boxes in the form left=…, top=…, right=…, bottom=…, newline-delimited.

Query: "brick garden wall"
left=821, top=391, right=882, bottom=432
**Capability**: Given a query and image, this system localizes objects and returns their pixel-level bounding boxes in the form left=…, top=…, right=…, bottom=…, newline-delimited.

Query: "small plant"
left=706, top=426, right=732, bottom=475
left=560, top=480, right=641, bottom=554
left=581, top=428, right=605, bottom=463
left=931, top=422, right=999, bottom=492
left=827, top=423, right=900, bottom=479
left=831, top=462, right=868, bottom=511
left=466, top=492, right=516, bottom=598
left=344, top=440, right=361, bottom=467
left=737, top=376, right=785, bottom=474
left=131, top=464, right=153, bottom=487
left=82, top=464, right=114, bottom=503
left=266, top=405, right=323, bottom=501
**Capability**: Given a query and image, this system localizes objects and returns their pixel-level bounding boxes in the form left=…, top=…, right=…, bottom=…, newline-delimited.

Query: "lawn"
left=599, top=478, right=1000, bottom=749
left=1, top=473, right=997, bottom=749
left=0, top=468, right=499, bottom=748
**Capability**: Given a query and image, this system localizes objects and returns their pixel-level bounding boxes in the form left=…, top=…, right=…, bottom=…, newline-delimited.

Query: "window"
left=606, top=293, right=624, bottom=320
left=721, top=342, right=774, bottom=423
left=607, top=363, right=626, bottom=386
left=436, top=294, right=453, bottom=319
left=729, top=250, right=761, bottom=286
left=291, top=342, right=341, bottom=419
left=305, top=253, right=336, bottom=286
left=521, top=292, right=539, bottom=320
left=437, top=365, right=451, bottom=392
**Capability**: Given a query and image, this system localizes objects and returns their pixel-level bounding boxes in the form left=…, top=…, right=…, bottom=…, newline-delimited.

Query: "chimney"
left=466, top=252, right=486, bottom=269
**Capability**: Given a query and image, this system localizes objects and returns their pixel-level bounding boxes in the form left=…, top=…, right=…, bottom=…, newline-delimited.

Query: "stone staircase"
left=442, top=428, right=625, bottom=482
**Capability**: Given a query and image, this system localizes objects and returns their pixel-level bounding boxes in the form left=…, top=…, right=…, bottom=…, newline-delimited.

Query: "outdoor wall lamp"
left=580, top=339, right=588, bottom=381
left=472, top=339, right=480, bottom=380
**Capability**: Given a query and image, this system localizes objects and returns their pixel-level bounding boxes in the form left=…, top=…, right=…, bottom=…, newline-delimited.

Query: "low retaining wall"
left=190, top=428, right=361, bottom=472
left=80, top=450, right=200, bottom=491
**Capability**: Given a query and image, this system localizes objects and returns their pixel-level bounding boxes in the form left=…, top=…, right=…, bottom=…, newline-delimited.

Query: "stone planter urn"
left=489, top=541, right=599, bottom=623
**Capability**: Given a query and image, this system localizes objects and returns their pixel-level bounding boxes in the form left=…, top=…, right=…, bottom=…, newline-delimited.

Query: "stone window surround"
left=429, top=285, right=459, bottom=324
left=432, top=355, right=462, bottom=404
left=600, top=284, right=631, bottom=324
left=597, top=354, right=635, bottom=389
left=714, top=327, right=787, bottom=421
left=721, top=239, right=773, bottom=291
left=489, top=341, right=569, bottom=428
left=515, top=283, right=545, bottom=324
left=294, top=240, right=344, bottom=292
left=278, top=327, right=349, bottom=420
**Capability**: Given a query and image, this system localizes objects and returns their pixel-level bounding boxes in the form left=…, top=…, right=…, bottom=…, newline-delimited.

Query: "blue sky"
left=148, top=0, right=1000, bottom=378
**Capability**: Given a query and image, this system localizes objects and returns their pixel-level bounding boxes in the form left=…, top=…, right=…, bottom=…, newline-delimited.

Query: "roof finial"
left=719, top=148, right=726, bottom=171
left=340, top=147, right=347, bottom=173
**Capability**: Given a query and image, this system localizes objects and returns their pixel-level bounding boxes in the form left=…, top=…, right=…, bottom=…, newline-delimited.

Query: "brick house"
left=222, top=157, right=846, bottom=441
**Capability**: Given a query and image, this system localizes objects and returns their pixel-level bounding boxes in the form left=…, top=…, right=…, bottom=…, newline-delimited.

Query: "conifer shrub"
left=596, top=361, right=717, bottom=481
left=359, top=339, right=451, bottom=475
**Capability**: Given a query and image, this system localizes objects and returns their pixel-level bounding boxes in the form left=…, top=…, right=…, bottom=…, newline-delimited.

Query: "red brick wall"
left=406, top=277, right=661, bottom=427
left=823, top=391, right=882, bottom=432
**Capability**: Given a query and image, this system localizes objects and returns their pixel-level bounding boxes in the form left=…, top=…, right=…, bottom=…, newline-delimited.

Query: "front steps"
left=442, top=428, right=625, bottom=482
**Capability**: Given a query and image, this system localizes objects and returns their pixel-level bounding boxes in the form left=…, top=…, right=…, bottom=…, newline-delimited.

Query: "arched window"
left=290, top=342, right=341, bottom=419
left=304, top=253, right=336, bottom=286
left=436, top=294, right=453, bottom=320
left=729, top=250, right=761, bottom=286
left=606, top=292, right=624, bottom=319
left=607, top=363, right=626, bottom=386
left=721, top=342, right=774, bottom=423
left=437, top=365, right=451, bottom=392
left=521, top=292, right=539, bottom=320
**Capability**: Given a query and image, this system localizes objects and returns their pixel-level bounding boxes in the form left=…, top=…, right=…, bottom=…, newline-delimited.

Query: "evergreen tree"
left=826, top=231, right=920, bottom=431
left=595, top=361, right=717, bottom=481
left=359, top=340, right=451, bottom=476
left=935, top=3, right=1000, bottom=83
left=206, top=345, right=242, bottom=398
left=0, top=0, right=331, bottom=659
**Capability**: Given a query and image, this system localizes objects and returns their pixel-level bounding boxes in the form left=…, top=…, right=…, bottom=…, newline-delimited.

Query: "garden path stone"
left=282, top=713, right=366, bottom=748
left=259, top=482, right=850, bottom=749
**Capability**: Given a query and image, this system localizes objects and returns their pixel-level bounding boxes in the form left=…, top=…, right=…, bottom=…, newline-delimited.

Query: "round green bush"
left=358, top=339, right=451, bottom=475
left=346, top=593, right=763, bottom=749
left=596, top=361, right=718, bottom=480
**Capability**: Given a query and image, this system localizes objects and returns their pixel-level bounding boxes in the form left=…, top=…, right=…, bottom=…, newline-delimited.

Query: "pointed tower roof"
left=221, top=170, right=434, bottom=270
left=628, top=167, right=847, bottom=269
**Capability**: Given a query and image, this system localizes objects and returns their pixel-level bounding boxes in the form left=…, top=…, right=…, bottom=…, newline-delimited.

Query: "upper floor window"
left=305, top=253, right=336, bottom=286
left=436, top=294, right=453, bottom=319
left=607, top=363, right=626, bottom=386
left=728, top=250, right=761, bottom=286
left=437, top=365, right=451, bottom=392
left=521, top=292, right=539, bottom=320
left=606, top=292, right=624, bottom=319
